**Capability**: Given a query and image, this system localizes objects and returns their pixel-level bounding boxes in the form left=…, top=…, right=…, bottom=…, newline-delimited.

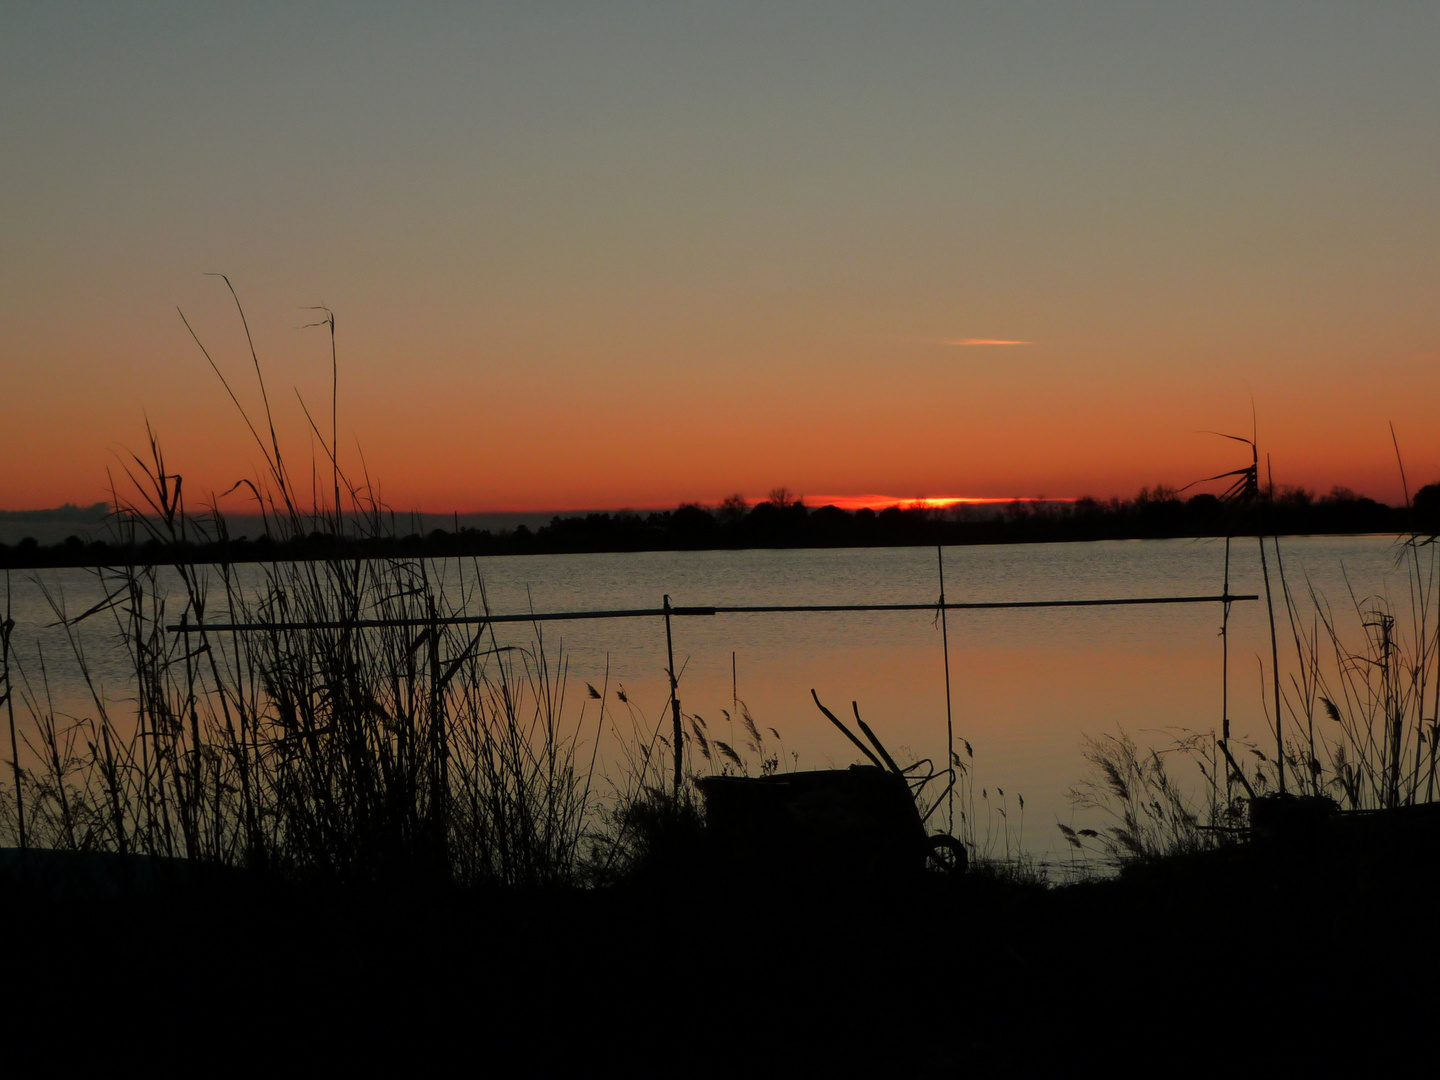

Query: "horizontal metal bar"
left=708, top=595, right=1257, bottom=615
left=169, top=607, right=695, bottom=633
left=168, top=593, right=1256, bottom=633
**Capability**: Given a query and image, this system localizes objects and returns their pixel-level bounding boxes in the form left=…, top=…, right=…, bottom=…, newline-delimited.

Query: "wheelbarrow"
left=694, top=691, right=966, bottom=880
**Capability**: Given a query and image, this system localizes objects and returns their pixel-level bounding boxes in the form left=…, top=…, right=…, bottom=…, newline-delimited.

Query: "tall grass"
left=1066, top=499, right=1440, bottom=870
left=1065, top=728, right=1241, bottom=865
left=0, top=290, right=602, bottom=888
left=1270, top=532, right=1440, bottom=810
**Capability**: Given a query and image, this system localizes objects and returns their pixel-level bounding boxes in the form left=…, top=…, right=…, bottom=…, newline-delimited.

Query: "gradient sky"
left=4, top=3, right=1438, bottom=512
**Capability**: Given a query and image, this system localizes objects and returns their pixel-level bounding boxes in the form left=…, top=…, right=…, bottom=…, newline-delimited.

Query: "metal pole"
left=1258, top=535, right=1284, bottom=795
left=1221, top=536, right=1232, bottom=802
left=2, top=574, right=24, bottom=854
left=664, top=595, right=683, bottom=800
left=429, top=604, right=447, bottom=832
left=169, top=593, right=1259, bottom=633
left=938, top=546, right=955, bottom=836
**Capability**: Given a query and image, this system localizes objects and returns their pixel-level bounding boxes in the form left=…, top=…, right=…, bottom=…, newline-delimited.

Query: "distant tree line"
left=2, top=483, right=1436, bottom=570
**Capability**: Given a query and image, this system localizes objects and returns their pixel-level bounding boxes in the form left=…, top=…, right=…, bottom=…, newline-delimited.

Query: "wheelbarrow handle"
left=810, top=689, right=885, bottom=772
left=852, top=701, right=903, bottom=776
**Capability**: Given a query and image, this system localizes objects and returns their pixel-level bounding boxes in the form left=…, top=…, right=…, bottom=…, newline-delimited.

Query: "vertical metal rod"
left=664, top=595, right=682, bottom=799
left=2, top=573, right=25, bottom=854
left=1429, top=546, right=1440, bottom=803
left=429, top=608, right=446, bottom=827
left=1258, top=531, right=1284, bottom=795
left=1221, top=535, right=1232, bottom=802
left=938, top=546, right=955, bottom=836
left=329, top=311, right=340, bottom=525
left=180, top=611, right=201, bottom=859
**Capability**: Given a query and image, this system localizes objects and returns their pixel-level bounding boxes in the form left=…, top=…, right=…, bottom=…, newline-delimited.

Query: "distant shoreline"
left=0, top=488, right=1423, bottom=570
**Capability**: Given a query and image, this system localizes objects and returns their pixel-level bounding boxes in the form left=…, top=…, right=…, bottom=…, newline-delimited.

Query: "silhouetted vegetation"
left=4, top=285, right=1436, bottom=1071
left=0, top=482, right=1418, bottom=569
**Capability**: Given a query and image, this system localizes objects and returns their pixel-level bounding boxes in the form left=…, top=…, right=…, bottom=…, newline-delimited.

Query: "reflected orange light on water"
left=1, top=536, right=1414, bottom=862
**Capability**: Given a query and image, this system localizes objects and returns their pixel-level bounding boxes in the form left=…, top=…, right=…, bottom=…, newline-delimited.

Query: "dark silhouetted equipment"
left=697, top=766, right=931, bottom=880
left=696, top=689, right=969, bottom=881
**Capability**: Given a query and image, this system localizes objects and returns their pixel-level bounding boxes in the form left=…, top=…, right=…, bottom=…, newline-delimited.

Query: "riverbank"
left=3, top=826, right=1432, bottom=1073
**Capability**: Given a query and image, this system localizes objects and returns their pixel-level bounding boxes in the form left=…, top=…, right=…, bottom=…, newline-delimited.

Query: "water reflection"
left=3, top=534, right=1417, bottom=860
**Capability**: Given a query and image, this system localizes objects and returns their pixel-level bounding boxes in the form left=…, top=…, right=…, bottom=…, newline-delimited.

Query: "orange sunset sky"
left=4, top=4, right=1439, bottom=513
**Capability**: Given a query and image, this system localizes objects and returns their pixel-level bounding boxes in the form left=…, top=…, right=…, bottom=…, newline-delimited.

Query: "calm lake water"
left=3, top=535, right=1420, bottom=863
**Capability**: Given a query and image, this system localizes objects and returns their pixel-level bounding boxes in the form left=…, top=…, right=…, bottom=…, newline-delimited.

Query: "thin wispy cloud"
left=943, top=338, right=1034, bottom=346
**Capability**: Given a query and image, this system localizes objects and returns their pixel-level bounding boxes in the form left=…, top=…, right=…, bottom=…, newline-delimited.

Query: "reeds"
left=0, top=292, right=602, bottom=888
left=1067, top=728, right=1237, bottom=864
left=1269, top=533, right=1440, bottom=811
left=1067, top=462, right=1440, bottom=876
left=4, top=471, right=603, bottom=888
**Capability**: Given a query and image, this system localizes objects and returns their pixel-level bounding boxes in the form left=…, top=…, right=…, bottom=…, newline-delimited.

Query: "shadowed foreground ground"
left=4, top=830, right=1436, bottom=1077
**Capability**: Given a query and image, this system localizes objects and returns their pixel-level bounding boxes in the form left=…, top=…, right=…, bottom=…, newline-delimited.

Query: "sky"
left=4, top=2, right=1439, bottom=513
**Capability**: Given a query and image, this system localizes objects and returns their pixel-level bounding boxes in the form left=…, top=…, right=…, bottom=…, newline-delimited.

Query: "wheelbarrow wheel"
left=926, top=834, right=968, bottom=874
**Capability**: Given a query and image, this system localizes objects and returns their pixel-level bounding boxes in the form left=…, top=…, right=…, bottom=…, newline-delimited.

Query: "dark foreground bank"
left=4, top=827, right=1436, bottom=1076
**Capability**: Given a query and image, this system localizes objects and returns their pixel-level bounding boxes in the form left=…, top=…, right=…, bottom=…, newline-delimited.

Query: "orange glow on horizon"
left=801, top=495, right=1074, bottom=512
left=338, top=495, right=1077, bottom=516
left=3, top=9, right=1438, bottom=515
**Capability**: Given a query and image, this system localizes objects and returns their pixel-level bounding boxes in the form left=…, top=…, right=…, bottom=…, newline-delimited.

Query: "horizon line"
left=2, top=483, right=1400, bottom=518
left=0, top=495, right=1077, bottom=518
